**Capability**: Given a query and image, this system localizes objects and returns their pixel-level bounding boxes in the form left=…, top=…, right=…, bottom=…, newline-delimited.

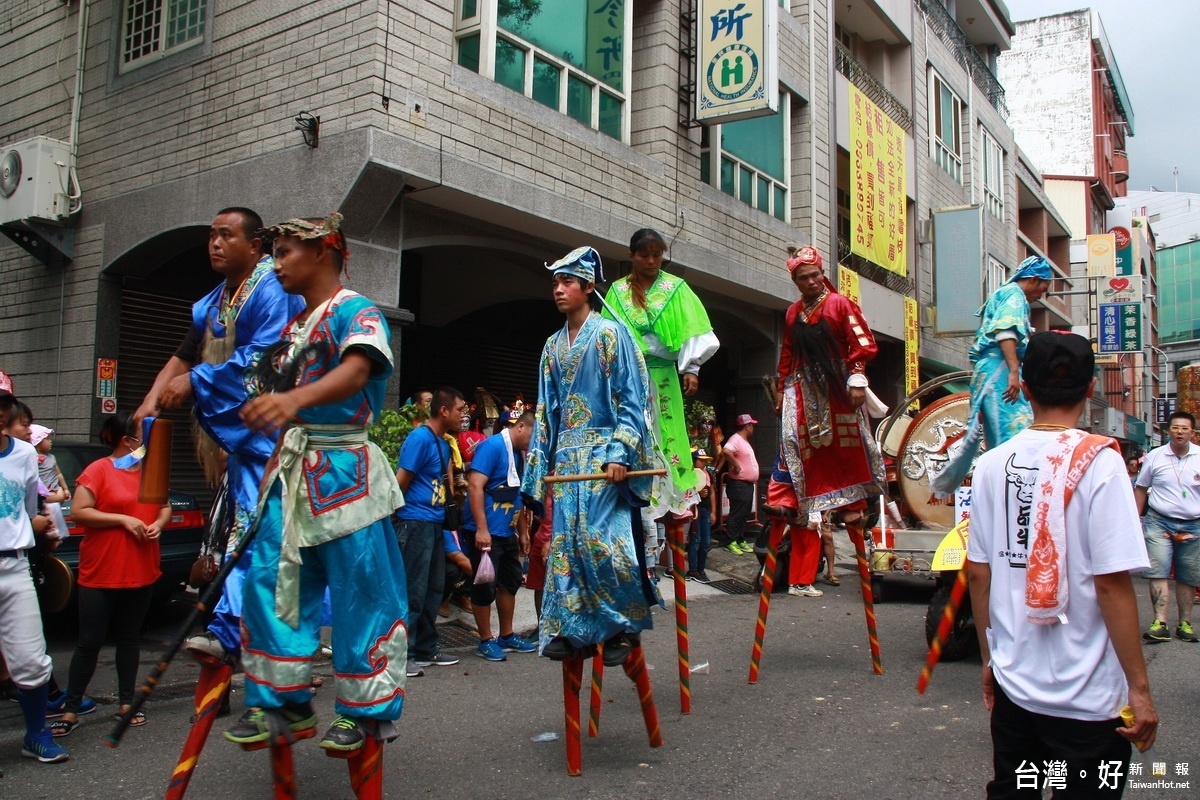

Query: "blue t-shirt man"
left=462, top=433, right=523, bottom=537
left=395, top=425, right=449, bottom=522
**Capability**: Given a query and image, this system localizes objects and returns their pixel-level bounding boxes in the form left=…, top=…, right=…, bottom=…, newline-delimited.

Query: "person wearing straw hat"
left=520, top=246, right=660, bottom=667
left=932, top=255, right=1053, bottom=497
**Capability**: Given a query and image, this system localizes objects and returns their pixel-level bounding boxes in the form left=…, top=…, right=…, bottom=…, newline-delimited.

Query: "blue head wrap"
left=547, top=246, right=603, bottom=284
left=1006, top=255, right=1053, bottom=284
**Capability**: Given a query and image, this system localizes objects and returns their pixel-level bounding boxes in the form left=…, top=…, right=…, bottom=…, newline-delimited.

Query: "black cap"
left=1023, top=331, right=1094, bottom=391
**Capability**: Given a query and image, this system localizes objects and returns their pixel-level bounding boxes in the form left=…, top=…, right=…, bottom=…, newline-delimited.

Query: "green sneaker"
left=223, top=704, right=318, bottom=745
left=726, top=542, right=742, bottom=554
left=1175, top=621, right=1199, bottom=643
left=318, top=715, right=365, bottom=752
left=1143, top=620, right=1171, bottom=643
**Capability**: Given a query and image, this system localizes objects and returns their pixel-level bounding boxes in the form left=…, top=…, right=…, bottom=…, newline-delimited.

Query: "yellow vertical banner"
left=839, top=265, right=860, bottom=305
left=904, top=297, right=919, bottom=408
left=849, top=84, right=907, bottom=276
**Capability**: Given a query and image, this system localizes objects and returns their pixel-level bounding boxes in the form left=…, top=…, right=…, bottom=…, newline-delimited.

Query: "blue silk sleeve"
left=191, top=277, right=302, bottom=458
left=520, top=337, right=559, bottom=513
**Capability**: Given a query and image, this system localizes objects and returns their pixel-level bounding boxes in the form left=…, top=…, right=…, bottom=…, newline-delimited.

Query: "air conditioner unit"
left=0, top=136, right=76, bottom=226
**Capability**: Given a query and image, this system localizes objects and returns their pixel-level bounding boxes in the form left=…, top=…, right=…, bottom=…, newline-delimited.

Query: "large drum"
left=896, top=392, right=976, bottom=528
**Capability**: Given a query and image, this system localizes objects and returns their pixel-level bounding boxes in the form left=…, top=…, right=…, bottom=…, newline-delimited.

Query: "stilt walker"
left=521, top=246, right=666, bottom=774
left=603, top=228, right=718, bottom=710
left=223, top=214, right=408, bottom=796
left=754, top=245, right=887, bottom=678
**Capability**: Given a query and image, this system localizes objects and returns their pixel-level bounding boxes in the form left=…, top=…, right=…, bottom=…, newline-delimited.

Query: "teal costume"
left=933, top=256, right=1052, bottom=497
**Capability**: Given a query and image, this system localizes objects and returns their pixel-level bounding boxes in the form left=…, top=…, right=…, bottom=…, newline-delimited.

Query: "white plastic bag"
left=474, top=548, right=495, bottom=584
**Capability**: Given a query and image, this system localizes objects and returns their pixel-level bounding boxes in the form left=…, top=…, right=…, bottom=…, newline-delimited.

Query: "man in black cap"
left=967, top=332, right=1156, bottom=797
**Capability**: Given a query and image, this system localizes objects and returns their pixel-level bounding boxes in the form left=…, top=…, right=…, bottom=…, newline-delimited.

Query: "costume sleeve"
left=978, top=285, right=1031, bottom=348
left=602, top=323, right=648, bottom=468
left=777, top=303, right=798, bottom=392
left=521, top=338, right=559, bottom=510
left=174, top=325, right=202, bottom=363
left=830, top=295, right=878, bottom=374
left=654, top=280, right=715, bottom=354
left=677, top=330, right=720, bottom=375
left=190, top=277, right=300, bottom=457
left=337, top=297, right=394, bottom=379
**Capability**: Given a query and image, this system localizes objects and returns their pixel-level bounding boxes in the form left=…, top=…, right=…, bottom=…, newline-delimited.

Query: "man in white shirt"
left=967, top=332, right=1156, bottom=798
left=1133, top=410, right=1200, bottom=643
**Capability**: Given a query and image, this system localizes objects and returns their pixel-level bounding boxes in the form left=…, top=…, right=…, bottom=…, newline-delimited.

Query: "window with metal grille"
left=985, top=257, right=1007, bottom=297
left=121, top=0, right=207, bottom=73
left=981, top=126, right=1004, bottom=220
left=929, top=70, right=962, bottom=183
left=699, top=90, right=791, bottom=222
left=454, top=0, right=630, bottom=142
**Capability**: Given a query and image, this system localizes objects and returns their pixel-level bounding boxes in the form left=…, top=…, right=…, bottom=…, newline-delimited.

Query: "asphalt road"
left=3, top=548, right=1196, bottom=799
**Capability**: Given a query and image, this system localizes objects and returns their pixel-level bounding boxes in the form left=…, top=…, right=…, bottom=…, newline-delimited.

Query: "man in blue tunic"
left=136, top=208, right=304, bottom=665
left=932, top=256, right=1053, bottom=497
left=520, top=246, right=659, bottom=668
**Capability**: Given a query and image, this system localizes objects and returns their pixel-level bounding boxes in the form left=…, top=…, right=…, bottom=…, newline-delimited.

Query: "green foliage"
left=369, top=403, right=423, bottom=465
left=684, top=399, right=716, bottom=430
left=498, top=0, right=542, bottom=28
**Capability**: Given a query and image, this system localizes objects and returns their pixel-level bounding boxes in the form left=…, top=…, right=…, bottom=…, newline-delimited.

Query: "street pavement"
left=3, top=545, right=1196, bottom=799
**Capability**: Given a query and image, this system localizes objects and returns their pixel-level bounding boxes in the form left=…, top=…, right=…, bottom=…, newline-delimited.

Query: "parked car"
left=50, top=440, right=206, bottom=608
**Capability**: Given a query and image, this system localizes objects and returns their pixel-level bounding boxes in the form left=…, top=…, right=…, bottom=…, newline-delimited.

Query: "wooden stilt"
left=563, top=657, right=584, bottom=776
left=325, top=724, right=385, bottom=800
left=268, top=733, right=299, bottom=800
left=917, top=568, right=969, bottom=693
left=587, top=656, right=604, bottom=737
left=165, top=661, right=234, bottom=799
left=748, top=519, right=786, bottom=684
left=667, top=519, right=691, bottom=714
left=621, top=644, right=663, bottom=747
left=847, top=520, right=884, bottom=675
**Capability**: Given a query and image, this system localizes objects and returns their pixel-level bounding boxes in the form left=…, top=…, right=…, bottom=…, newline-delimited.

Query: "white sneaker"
left=185, top=632, right=227, bottom=661
left=788, top=584, right=823, bottom=598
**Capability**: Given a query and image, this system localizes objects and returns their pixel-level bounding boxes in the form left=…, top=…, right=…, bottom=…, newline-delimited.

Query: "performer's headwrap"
left=1006, top=255, right=1053, bottom=284
left=787, top=245, right=838, bottom=294
left=262, top=212, right=351, bottom=268
left=547, top=245, right=604, bottom=283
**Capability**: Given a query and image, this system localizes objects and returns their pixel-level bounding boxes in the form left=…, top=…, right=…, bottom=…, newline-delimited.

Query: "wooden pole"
left=563, top=658, right=584, bottom=776
left=622, top=644, right=663, bottom=748
left=164, top=661, right=234, bottom=800
left=917, top=568, right=969, bottom=693
left=748, top=519, right=786, bottom=684
left=543, top=469, right=667, bottom=484
left=667, top=519, right=691, bottom=713
left=847, top=519, right=884, bottom=675
left=587, top=656, right=604, bottom=738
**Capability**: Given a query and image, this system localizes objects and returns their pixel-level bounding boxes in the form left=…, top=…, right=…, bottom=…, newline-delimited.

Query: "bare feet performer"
left=520, top=246, right=663, bottom=774
left=225, top=214, right=406, bottom=797
left=752, top=246, right=886, bottom=681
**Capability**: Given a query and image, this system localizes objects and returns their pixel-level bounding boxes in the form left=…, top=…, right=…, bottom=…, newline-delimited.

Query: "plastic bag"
left=474, top=548, right=495, bottom=584
left=43, top=501, right=68, bottom=541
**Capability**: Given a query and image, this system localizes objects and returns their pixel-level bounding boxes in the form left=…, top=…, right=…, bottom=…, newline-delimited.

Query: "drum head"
left=37, top=555, right=75, bottom=614
left=896, top=393, right=975, bottom=528
left=877, top=415, right=914, bottom=458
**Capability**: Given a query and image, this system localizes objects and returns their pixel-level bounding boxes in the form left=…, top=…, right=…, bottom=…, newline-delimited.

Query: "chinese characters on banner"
left=904, top=296, right=919, bottom=407
left=1098, top=302, right=1142, bottom=354
left=849, top=84, right=907, bottom=276
left=696, top=0, right=778, bottom=122
left=586, top=0, right=624, bottom=90
left=838, top=265, right=860, bottom=305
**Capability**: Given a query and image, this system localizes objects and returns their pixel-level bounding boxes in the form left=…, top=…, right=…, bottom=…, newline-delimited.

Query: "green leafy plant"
left=685, top=399, right=716, bottom=431
left=369, top=403, right=423, bottom=465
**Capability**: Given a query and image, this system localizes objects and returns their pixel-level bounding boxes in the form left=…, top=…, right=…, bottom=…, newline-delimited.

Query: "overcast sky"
left=1005, top=0, right=1200, bottom=193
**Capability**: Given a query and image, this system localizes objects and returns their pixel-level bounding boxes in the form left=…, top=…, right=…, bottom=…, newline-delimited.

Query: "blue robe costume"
left=932, top=256, right=1051, bottom=497
left=521, top=311, right=660, bottom=652
left=189, top=258, right=304, bottom=655
left=240, top=290, right=407, bottom=723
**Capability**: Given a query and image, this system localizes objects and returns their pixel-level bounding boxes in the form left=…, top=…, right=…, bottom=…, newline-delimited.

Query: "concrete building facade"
left=1, top=0, right=1058, bottom=496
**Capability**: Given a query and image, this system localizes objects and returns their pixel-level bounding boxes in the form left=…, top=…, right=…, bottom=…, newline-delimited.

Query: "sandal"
left=50, top=718, right=80, bottom=738
left=115, top=710, right=147, bottom=727
left=823, top=575, right=841, bottom=586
